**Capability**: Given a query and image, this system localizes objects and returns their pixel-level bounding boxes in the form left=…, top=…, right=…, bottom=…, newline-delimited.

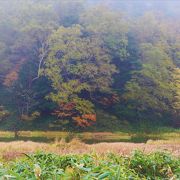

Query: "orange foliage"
left=3, top=71, right=18, bottom=87
left=3, top=58, right=25, bottom=87
left=82, top=114, right=96, bottom=122
left=53, top=102, right=76, bottom=118
left=73, top=114, right=96, bottom=127
left=53, top=102, right=96, bottom=127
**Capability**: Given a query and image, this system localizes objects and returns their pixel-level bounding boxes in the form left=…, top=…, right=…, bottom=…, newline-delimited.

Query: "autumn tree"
left=44, top=25, right=117, bottom=127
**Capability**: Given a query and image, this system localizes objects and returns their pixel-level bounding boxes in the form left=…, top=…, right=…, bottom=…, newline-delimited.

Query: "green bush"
left=0, top=151, right=179, bottom=179
left=129, top=151, right=180, bottom=179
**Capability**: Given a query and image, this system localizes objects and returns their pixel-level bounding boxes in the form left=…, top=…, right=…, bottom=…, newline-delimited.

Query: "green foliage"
left=44, top=24, right=117, bottom=125
left=0, top=0, right=179, bottom=128
left=129, top=151, right=180, bottom=179
left=0, top=151, right=179, bottom=179
left=80, top=5, right=129, bottom=60
left=124, top=44, right=174, bottom=111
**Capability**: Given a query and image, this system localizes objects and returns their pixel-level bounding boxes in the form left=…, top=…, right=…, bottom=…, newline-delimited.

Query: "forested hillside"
left=0, top=0, right=179, bottom=130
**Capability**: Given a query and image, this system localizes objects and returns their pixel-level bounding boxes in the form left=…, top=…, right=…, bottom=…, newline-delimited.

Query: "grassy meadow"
left=0, top=129, right=179, bottom=159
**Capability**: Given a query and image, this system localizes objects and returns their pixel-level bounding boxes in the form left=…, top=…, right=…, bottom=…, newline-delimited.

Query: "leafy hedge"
left=0, top=151, right=179, bottom=179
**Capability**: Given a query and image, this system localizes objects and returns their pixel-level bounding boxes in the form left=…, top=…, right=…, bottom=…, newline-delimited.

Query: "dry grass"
left=0, top=138, right=180, bottom=161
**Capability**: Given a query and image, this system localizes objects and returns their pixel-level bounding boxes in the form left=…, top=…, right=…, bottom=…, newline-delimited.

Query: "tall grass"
left=0, top=138, right=180, bottom=162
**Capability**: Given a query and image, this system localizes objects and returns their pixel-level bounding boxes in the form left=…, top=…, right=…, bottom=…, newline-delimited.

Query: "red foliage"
left=53, top=102, right=76, bottom=118
left=53, top=102, right=96, bottom=127
left=3, top=71, right=19, bottom=87
left=73, top=114, right=96, bottom=127
left=82, top=114, right=96, bottom=122
left=3, top=58, right=25, bottom=87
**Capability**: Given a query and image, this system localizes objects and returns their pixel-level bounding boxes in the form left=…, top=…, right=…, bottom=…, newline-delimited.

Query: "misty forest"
left=0, top=0, right=179, bottom=130
left=0, top=1, right=180, bottom=179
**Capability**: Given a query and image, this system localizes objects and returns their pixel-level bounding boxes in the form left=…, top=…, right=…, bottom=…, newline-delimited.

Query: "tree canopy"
left=0, top=0, right=179, bottom=129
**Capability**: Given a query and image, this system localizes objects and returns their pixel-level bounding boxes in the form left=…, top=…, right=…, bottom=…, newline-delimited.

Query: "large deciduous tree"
left=44, top=25, right=117, bottom=127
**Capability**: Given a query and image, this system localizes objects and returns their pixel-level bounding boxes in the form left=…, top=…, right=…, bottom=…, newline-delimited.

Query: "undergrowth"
left=0, top=151, right=179, bottom=179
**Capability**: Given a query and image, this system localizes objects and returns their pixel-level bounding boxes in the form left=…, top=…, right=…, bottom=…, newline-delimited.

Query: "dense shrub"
left=0, top=151, right=179, bottom=179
